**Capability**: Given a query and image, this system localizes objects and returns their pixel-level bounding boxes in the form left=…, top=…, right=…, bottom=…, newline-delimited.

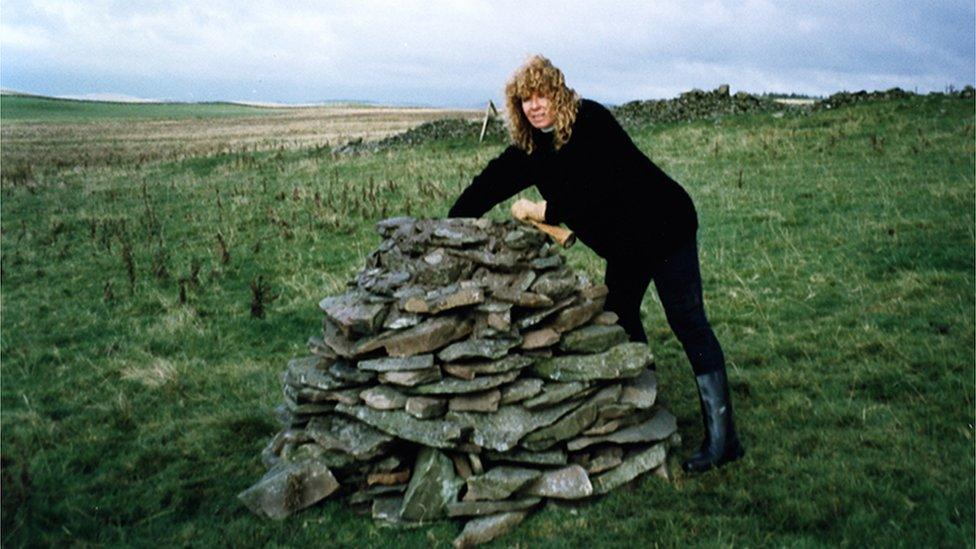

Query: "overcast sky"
left=2, top=1, right=973, bottom=107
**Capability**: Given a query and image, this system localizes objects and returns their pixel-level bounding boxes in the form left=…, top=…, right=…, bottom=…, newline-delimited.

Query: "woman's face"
left=521, top=92, right=553, bottom=129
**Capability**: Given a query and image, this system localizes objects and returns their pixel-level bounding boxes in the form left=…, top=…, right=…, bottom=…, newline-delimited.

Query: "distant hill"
left=0, top=94, right=284, bottom=121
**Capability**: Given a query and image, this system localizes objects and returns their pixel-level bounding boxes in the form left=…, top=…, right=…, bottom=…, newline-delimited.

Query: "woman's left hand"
left=511, top=199, right=547, bottom=222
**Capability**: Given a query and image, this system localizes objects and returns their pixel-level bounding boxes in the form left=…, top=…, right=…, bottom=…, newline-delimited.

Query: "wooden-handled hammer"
left=526, top=219, right=576, bottom=248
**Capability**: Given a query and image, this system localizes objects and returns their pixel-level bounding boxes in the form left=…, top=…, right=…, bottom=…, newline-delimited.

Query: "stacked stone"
left=240, top=217, right=678, bottom=546
left=612, top=85, right=787, bottom=128
left=335, top=117, right=507, bottom=155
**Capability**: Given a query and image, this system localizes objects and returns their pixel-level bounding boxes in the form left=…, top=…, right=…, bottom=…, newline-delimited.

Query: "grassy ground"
left=1, top=94, right=973, bottom=547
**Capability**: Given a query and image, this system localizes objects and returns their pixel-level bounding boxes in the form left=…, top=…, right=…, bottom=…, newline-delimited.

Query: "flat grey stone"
left=378, top=367, right=442, bottom=387
left=514, top=297, right=576, bottom=330
left=308, top=335, right=338, bottom=359
left=486, top=311, right=511, bottom=331
left=410, top=369, right=520, bottom=395
left=476, top=272, right=517, bottom=293
left=448, top=248, right=520, bottom=271
left=437, top=337, right=521, bottom=362
left=504, top=227, right=545, bottom=249
left=442, top=355, right=534, bottom=379
left=349, top=484, right=407, bottom=506
left=531, top=342, right=652, bottom=381
left=284, top=384, right=361, bottom=405
left=446, top=497, right=541, bottom=517
left=499, top=378, right=545, bottom=404
left=401, top=447, right=463, bottom=522
left=320, top=318, right=361, bottom=358
left=367, top=469, right=411, bottom=486
left=360, top=386, right=408, bottom=410
left=620, top=369, right=658, bottom=409
left=558, top=324, right=628, bottom=354
left=449, top=390, right=501, bottom=413
left=472, top=313, right=514, bottom=339
left=334, top=403, right=462, bottom=449
left=328, top=360, right=375, bottom=384
left=545, top=298, right=604, bottom=333
left=492, top=288, right=553, bottom=308
left=405, top=396, right=446, bottom=419
left=355, top=268, right=411, bottom=296
left=530, top=272, right=578, bottom=300
left=582, top=409, right=656, bottom=436
left=305, top=414, right=393, bottom=460
left=371, top=495, right=405, bottom=523
left=380, top=316, right=473, bottom=358
left=591, top=442, right=667, bottom=495
left=521, top=385, right=621, bottom=451
left=284, top=356, right=355, bottom=391
left=280, top=443, right=358, bottom=472
left=520, top=328, right=560, bottom=350
left=375, top=216, right=414, bottom=236
left=520, top=464, right=592, bottom=499
left=413, top=248, right=471, bottom=286
left=446, top=399, right=580, bottom=452
left=464, top=467, right=541, bottom=501
left=383, top=308, right=423, bottom=330
left=572, top=445, right=624, bottom=479
left=450, top=453, right=474, bottom=480
left=318, top=291, right=388, bottom=335
left=567, top=408, right=677, bottom=451
left=283, top=396, right=336, bottom=415
left=592, top=311, right=619, bottom=326
left=453, top=511, right=529, bottom=549
left=323, top=318, right=409, bottom=360
left=393, top=284, right=426, bottom=301
left=475, top=299, right=512, bottom=314
left=484, top=448, right=567, bottom=466
left=529, top=255, right=563, bottom=270
left=584, top=446, right=624, bottom=475
left=429, top=287, right=485, bottom=314
left=580, top=284, right=609, bottom=300
left=509, top=270, right=538, bottom=292
left=523, top=381, right=589, bottom=409
left=370, top=454, right=405, bottom=473
left=431, top=222, right=489, bottom=246
left=358, top=354, right=435, bottom=372
left=594, top=403, right=637, bottom=421
left=238, top=458, right=339, bottom=520
left=468, top=453, right=484, bottom=475
left=443, top=363, right=477, bottom=380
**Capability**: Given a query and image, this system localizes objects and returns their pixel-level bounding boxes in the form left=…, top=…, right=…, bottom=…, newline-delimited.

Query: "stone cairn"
left=239, top=217, right=679, bottom=547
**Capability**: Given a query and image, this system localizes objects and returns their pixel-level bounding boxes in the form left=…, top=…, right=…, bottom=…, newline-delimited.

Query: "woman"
left=448, top=55, right=743, bottom=473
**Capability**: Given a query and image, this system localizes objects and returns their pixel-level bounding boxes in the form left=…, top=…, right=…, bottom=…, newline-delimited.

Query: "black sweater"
left=449, top=99, right=698, bottom=263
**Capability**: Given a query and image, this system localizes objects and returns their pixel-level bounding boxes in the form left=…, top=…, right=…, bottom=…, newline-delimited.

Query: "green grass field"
left=1, top=94, right=973, bottom=547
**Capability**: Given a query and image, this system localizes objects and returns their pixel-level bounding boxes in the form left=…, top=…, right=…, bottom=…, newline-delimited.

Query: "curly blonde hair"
left=505, top=55, right=580, bottom=153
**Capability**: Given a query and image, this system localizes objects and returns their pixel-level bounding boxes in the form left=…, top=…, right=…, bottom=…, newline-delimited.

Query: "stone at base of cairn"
left=240, top=217, right=680, bottom=546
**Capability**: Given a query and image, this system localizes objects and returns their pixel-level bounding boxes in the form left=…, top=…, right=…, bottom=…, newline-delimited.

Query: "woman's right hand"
left=511, top=199, right=546, bottom=222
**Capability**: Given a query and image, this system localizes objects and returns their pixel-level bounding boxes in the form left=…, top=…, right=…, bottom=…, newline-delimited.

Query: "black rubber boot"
left=681, top=369, right=744, bottom=473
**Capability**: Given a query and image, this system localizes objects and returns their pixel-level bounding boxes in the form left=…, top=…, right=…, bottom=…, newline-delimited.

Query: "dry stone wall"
left=815, top=86, right=975, bottom=110
left=239, top=217, right=678, bottom=547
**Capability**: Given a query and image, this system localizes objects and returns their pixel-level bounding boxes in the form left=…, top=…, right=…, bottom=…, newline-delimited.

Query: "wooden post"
left=479, top=100, right=498, bottom=143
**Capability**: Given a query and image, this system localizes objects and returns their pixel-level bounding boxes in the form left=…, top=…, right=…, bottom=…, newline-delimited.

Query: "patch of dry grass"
left=1, top=105, right=480, bottom=175
left=119, top=357, right=180, bottom=389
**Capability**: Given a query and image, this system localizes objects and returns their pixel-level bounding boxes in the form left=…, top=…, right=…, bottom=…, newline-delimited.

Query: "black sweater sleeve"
left=448, top=145, right=532, bottom=218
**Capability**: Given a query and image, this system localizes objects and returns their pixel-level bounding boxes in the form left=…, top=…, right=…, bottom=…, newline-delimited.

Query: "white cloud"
left=1, top=0, right=972, bottom=104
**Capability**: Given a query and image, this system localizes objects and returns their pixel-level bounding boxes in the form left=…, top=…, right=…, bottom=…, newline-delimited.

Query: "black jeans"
left=603, top=237, right=726, bottom=376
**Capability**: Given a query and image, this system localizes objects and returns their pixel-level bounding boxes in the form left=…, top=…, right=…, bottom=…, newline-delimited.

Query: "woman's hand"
left=511, top=199, right=547, bottom=222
